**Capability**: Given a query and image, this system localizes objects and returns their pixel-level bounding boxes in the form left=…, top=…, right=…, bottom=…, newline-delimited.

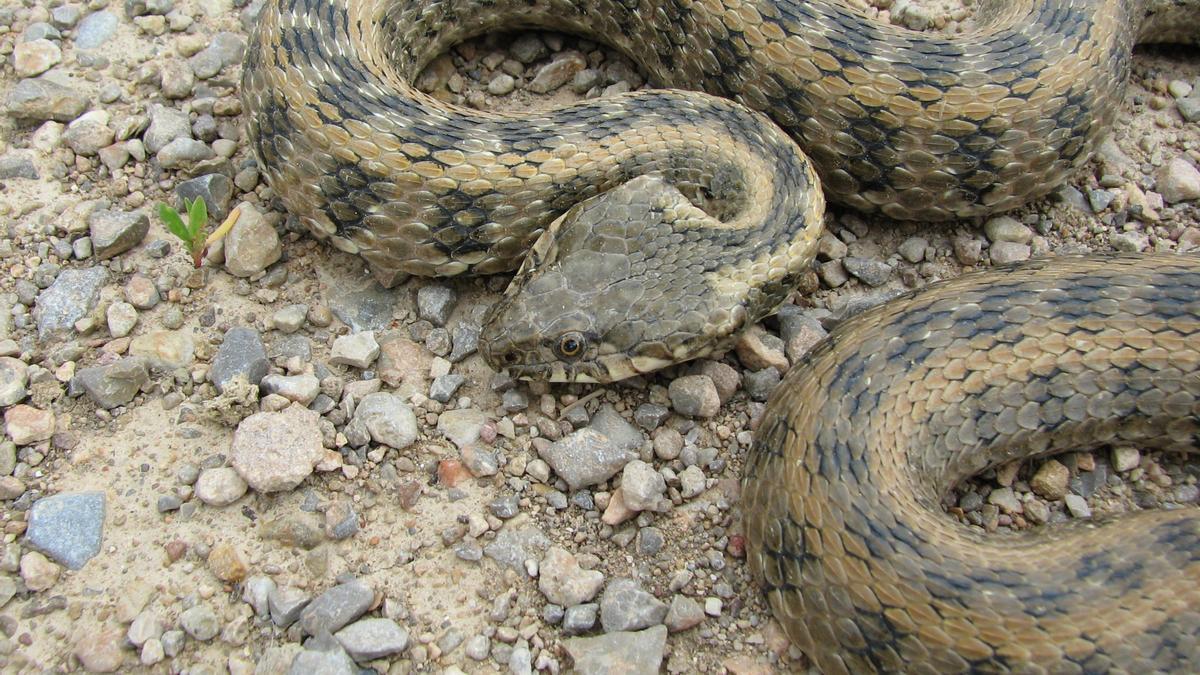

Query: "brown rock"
left=208, top=543, right=247, bottom=583
left=230, top=404, right=325, bottom=493
left=73, top=626, right=126, bottom=673
left=1030, top=459, right=1070, bottom=501
left=4, top=404, right=55, bottom=445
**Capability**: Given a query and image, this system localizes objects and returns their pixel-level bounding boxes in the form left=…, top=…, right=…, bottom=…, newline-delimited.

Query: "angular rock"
left=25, top=491, right=105, bottom=569
left=1157, top=157, right=1200, bottom=203
left=330, top=331, right=380, bottom=369
left=664, top=595, right=705, bottom=632
left=180, top=605, right=219, bottom=641
left=4, top=404, right=54, bottom=445
left=195, top=467, right=248, bottom=506
left=539, top=546, right=605, bottom=607
left=89, top=209, right=149, bottom=260
left=563, top=625, right=668, bottom=675
left=538, top=428, right=634, bottom=491
left=5, top=78, right=88, bottom=123
left=72, top=357, right=149, bottom=409
left=21, top=550, right=61, bottom=591
left=352, top=392, right=418, bottom=449
left=483, top=525, right=550, bottom=575
left=437, top=407, right=488, bottom=449
left=129, top=330, right=195, bottom=370
left=223, top=202, right=280, bottom=277
left=300, top=579, right=374, bottom=635
left=619, top=461, right=665, bottom=512
left=600, top=578, right=668, bottom=632
left=73, top=626, right=125, bottom=672
left=36, top=267, right=107, bottom=340
left=1030, top=459, right=1069, bottom=501
left=0, top=357, right=28, bottom=406
left=75, top=10, right=119, bottom=49
left=210, top=327, right=269, bottom=392
left=668, top=375, right=720, bottom=418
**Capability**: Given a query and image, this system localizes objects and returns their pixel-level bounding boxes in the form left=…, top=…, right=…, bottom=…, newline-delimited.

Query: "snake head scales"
left=480, top=174, right=822, bottom=383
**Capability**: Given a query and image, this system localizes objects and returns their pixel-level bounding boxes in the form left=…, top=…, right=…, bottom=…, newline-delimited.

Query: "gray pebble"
left=510, top=34, right=547, bottom=63
left=897, top=236, right=928, bottom=263
left=464, top=634, right=490, bottom=660
left=180, top=605, right=219, bottom=641
left=175, top=173, right=233, bottom=221
left=599, top=578, right=667, bottom=632
left=417, top=285, right=457, bottom=326
left=210, top=327, right=269, bottom=392
left=632, top=403, right=669, bottom=431
left=563, top=625, right=667, bottom=674
left=300, top=579, right=374, bottom=635
left=144, top=104, right=192, bottom=154
left=35, top=267, right=107, bottom=339
left=330, top=331, right=380, bottom=369
left=89, top=209, right=148, bottom=261
left=1065, top=494, right=1092, bottom=518
left=668, top=375, right=720, bottom=418
left=25, top=492, right=105, bottom=569
left=743, top=367, right=780, bottom=402
left=269, top=585, right=311, bottom=627
left=538, top=428, right=633, bottom=491
left=157, top=137, right=214, bottom=168
left=989, top=241, right=1031, bottom=264
left=74, top=11, right=118, bottom=49
left=489, top=494, right=520, bottom=519
left=429, top=373, right=465, bottom=403
left=4, top=79, right=88, bottom=123
left=71, top=356, right=149, bottom=409
left=352, top=392, right=417, bottom=449
left=562, top=603, right=598, bottom=634
left=448, top=322, right=480, bottom=362
left=842, top=256, right=892, bottom=287
left=334, top=618, right=409, bottom=661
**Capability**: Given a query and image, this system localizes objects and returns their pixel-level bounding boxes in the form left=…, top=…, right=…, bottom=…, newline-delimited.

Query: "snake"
left=241, top=0, right=1200, bottom=669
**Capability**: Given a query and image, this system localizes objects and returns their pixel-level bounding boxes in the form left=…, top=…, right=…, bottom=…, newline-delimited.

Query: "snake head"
left=480, top=175, right=751, bottom=383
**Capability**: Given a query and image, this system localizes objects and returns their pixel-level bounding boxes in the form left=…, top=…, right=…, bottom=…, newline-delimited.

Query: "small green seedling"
left=157, top=197, right=239, bottom=268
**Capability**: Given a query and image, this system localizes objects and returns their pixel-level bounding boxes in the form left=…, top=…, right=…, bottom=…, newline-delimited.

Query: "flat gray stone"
left=588, top=404, right=643, bottom=454
left=599, top=578, right=667, bottom=632
left=538, top=428, right=634, bottom=491
left=36, top=267, right=107, bottom=340
left=89, top=209, right=148, bottom=260
left=74, top=10, right=118, bottom=49
left=563, top=625, right=667, bottom=675
left=300, top=579, right=374, bottom=635
left=334, top=618, right=409, bottom=661
left=352, top=392, right=417, bottom=450
left=5, top=78, right=88, bottom=123
left=71, top=356, right=149, bottom=409
left=483, top=525, right=550, bottom=575
left=25, top=492, right=105, bottom=569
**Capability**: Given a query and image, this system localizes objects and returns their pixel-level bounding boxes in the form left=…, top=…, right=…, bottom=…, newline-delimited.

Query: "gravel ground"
left=0, top=1, right=1199, bottom=673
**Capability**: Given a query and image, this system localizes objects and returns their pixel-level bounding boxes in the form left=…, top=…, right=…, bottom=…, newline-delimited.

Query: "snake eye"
left=556, top=332, right=587, bottom=360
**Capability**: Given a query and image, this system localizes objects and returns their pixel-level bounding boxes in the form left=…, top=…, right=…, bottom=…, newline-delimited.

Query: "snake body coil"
left=242, top=0, right=1200, bottom=670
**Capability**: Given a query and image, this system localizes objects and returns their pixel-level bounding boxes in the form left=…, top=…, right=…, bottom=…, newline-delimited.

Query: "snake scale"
left=242, top=0, right=1200, bottom=670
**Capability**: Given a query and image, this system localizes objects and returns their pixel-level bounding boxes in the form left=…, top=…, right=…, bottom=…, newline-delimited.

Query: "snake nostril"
left=502, top=352, right=521, bottom=366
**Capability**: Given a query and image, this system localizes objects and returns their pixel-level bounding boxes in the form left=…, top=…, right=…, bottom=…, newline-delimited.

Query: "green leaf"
left=158, top=203, right=190, bottom=242
left=187, top=197, right=208, bottom=239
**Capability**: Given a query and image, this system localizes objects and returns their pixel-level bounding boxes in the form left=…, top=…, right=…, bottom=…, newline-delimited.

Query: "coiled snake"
left=242, top=0, right=1200, bottom=670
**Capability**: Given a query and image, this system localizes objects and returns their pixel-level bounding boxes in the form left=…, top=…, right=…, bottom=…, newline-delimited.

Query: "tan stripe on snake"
left=242, top=0, right=1200, bottom=670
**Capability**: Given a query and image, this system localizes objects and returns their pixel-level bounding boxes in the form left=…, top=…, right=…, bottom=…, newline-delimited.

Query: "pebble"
left=599, top=578, right=668, bottom=632
left=208, top=542, right=248, bottom=582
left=538, top=546, right=605, bottom=606
left=987, top=487, right=1022, bottom=513
left=483, top=525, right=550, bottom=575
left=743, top=368, right=781, bottom=402
left=269, top=585, right=312, bottom=627
left=1111, top=446, right=1141, bottom=472
left=529, top=51, right=587, bottom=93
left=75, top=10, right=118, bottom=49
left=430, top=373, right=466, bottom=402
left=300, top=579, right=374, bottom=635
left=0, top=153, right=38, bottom=180
left=488, top=73, right=516, bottom=95
left=157, top=137, right=215, bottom=168
left=176, top=173, right=233, bottom=220
left=180, top=604, right=220, bottom=641
left=417, top=284, right=457, bottom=326
left=4, top=78, right=88, bottom=123
left=195, top=467, right=249, bottom=506
left=438, top=407, right=488, bottom=449
left=292, top=632, right=357, bottom=674
left=510, top=33, right=547, bottom=63
left=21, top=550, right=61, bottom=591
left=538, top=428, right=633, bottom=490
left=36, top=267, right=108, bottom=339
left=106, top=301, right=138, bottom=338
left=210, top=326, right=269, bottom=392
left=620, top=460, right=666, bottom=512
left=351, top=392, right=418, bottom=449
left=678, top=465, right=706, bottom=499
left=734, top=326, right=789, bottom=372
left=335, top=618, right=410, bottom=661
left=1156, top=157, right=1200, bottom=203
left=4, top=404, right=54, bottom=445
left=259, top=373, right=321, bottom=404
left=984, top=215, right=1033, bottom=244
left=73, top=627, right=125, bottom=673
left=14, top=39, right=62, bottom=78
left=563, top=625, right=667, bottom=675
left=64, top=110, right=114, bottom=156
left=1065, top=494, right=1092, bottom=518
left=633, top=403, right=669, bottom=431
left=818, top=259, right=849, bottom=287
left=89, top=209, right=149, bottom=260
left=231, top=404, right=326, bottom=492
left=23, top=491, right=106, bottom=571
left=1029, top=459, right=1069, bottom=501
left=71, top=357, right=150, bottom=409
left=988, top=241, right=1031, bottom=264
left=897, top=236, right=928, bottom=263
left=128, top=610, right=163, bottom=647
left=1111, top=231, right=1149, bottom=252
left=588, top=404, right=643, bottom=453
left=272, top=304, right=308, bottom=333
left=144, top=104, right=191, bottom=154
left=842, top=256, right=893, bottom=286
left=223, top=203, right=281, bottom=276
left=664, top=595, right=705, bottom=632
left=952, top=236, right=983, bottom=265
left=668, top=375, right=721, bottom=418
left=562, top=603, right=599, bottom=634
left=330, top=331, right=380, bottom=369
